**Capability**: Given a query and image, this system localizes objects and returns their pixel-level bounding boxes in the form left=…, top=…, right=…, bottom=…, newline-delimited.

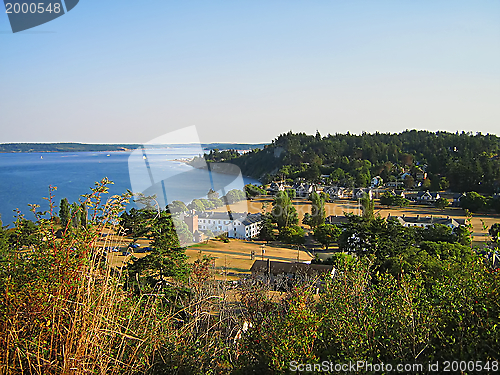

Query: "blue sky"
left=1, top=0, right=499, bottom=144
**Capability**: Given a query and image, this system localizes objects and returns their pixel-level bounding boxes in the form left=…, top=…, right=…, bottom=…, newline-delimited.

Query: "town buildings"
left=193, top=211, right=263, bottom=240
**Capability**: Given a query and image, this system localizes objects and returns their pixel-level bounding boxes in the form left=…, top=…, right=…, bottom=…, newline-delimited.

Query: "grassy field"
left=216, top=196, right=500, bottom=242
left=102, top=196, right=500, bottom=276
left=103, top=234, right=314, bottom=279
left=186, top=239, right=314, bottom=280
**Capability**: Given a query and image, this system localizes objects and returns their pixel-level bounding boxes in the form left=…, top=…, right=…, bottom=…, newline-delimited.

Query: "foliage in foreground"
left=0, top=181, right=499, bottom=374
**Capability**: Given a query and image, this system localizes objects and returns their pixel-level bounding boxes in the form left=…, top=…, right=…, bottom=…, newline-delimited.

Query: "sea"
left=0, top=146, right=260, bottom=227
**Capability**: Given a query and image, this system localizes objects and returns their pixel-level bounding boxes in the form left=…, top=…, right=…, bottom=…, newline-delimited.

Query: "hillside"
left=0, top=143, right=141, bottom=153
left=227, top=130, right=500, bottom=194
left=0, top=142, right=266, bottom=153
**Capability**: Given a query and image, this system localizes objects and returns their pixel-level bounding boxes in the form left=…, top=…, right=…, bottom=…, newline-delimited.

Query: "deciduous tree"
left=313, top=224, right=341, bottom=250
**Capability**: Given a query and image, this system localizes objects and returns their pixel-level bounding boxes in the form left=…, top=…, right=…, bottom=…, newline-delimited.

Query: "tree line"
left=227, top=130, right=500, bottom=194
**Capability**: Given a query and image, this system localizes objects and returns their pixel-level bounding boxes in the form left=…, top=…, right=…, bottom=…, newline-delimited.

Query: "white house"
left=267, top=181, right=286, bottom=195
left=385, top=181, right=404, bottom=188
left=228, top=213, right=263, bottom=240
left=388, top=189, right=406, bottom=198
left=353, top=188, right=373, bottom=200
left=293, top=182, right=318, bottom=198
left=416, top=191, right=440, bottom=204
left=197, top=212, right=263, bottom=240
left=323, top=186, right=345, bottom=200
left=394, top=214, right=465, bottom=229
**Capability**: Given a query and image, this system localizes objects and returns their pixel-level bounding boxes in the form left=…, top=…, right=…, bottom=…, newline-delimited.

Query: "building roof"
left=396, top=215, right=465, bottom=227
left=250, top=260, right=334, bottom=276
left=197, top=211, right=246, bottom=221
left=326, top=215, right=351, bottom=225
left=240, top=213, right=263, bottom=226
left=416, top=190, right=439, bottom=198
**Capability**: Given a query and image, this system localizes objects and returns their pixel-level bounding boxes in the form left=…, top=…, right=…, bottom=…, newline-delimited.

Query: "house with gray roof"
left=352, top=188, right=373, bottom=200
left=250, top=260, right=335, bottom=289
left=415, top=190, right=440, bottom=204
left=453, top=192, right=467, bottom=207
left=323, top=186, right=346, bottom=200
left=325, top=215, right=351, bottom=226
left=395, top=214, right=465, bottom=229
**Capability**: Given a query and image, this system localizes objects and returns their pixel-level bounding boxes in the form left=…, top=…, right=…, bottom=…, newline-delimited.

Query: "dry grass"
left=219, top=197, right=500, bottom=240
left=107, top=196, right=500, bottom=276
left=0, top=222, right=245, bottom=374
left=186, top=239, right=313, bottom=280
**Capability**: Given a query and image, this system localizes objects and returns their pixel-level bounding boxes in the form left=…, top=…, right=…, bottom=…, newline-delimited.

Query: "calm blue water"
left=0, top=148, right=259, bottom=227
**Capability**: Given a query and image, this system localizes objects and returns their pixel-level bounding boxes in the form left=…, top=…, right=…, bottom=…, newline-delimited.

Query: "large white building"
left=197, top=212, right=263, bottom=240
left=393, top=214, right=465, bottom=229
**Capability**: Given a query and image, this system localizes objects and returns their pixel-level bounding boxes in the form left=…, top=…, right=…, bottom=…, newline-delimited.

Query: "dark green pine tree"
left=59, top=198, right=71, bottom=229
left=310, top=192, right=326, bottom=228
left=79, top=203, right=88, bottom=228
left=313, top=224, right=341, bottom=250
left=271, top=191, right=298, bottom=229
left=129, top=211, right=190, bottom=292
left=258, top=213, right=276, bottom=243
left=70, top=203, right=81, bottom=228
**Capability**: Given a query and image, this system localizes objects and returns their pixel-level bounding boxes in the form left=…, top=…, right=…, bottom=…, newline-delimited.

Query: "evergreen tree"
left=79, top=203, right=87, bottom=228
left=278, top=225, right=305, bottom=246
left=187, top=199, right=205, bottom=212
left=258, top=213, right=276, bottom=243
left=313, top=224, right=341, bottom=250
left=209, top=197, right=224, bottom=208
left=228, top=130, right=500, bottom=194
left=70, top=203, right=80, bottom=228
left=302, top=213, right=312, bottom=227
left=119, top=208, right=150, bottom=240
left=309, top=192, right=326, bottom=228
left=172, top=216, right=193, bottom=245
left=224, top=189, right=246, bottom=204
left=460, top=192, right=488, bottom=212
left=168, top=200, right=188, bottom=214
left=489, top=223, right=500, bottom=244
left=128, top=211, right=190, bottom=292
left=360, top=197, right=375, bottom=221
left=453, top=225, right=471, bottom=246
left=286, top=189, right=296, bottom=199
left=59, top=198, right=70, bottom=228
left=271, top=191, right=298, bottom=229
left=435, top=197, right=449, bottom=210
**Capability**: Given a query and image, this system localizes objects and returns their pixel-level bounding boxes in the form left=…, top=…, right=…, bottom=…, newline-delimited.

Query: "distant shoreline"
left=0, top=143, right=138, bottom=153
left=0, top=142, right=267, bottom=153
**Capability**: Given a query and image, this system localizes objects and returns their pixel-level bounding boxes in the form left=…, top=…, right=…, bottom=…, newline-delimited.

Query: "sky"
left=1, top=0, right=499, bottom=144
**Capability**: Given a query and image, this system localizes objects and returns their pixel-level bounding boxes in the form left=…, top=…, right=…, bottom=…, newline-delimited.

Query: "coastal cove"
left=0, top=148, right=260, bottom=226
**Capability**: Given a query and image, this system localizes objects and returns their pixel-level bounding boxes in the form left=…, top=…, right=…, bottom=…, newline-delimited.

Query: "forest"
left=222, top=130, right=500, bottom=194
